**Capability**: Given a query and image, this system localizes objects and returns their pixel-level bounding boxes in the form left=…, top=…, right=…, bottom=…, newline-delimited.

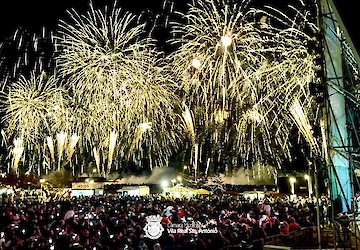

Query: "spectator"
left=0, top=193, right=320, bottom=249
left=279, top=221, right=289, bottom=235
left=288, top=217, right=300, bottom=232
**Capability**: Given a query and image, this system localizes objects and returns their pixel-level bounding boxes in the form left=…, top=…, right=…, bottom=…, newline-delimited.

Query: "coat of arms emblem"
left=144, top=215, right=164, bottom=240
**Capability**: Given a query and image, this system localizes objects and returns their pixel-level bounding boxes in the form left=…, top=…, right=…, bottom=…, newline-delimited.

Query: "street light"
left=39, top=179, right=46, bottom=200
left=304, top=174, right=313, bottom=198
left=289, top=177, right=296, bottom=195
left=177, top=176, right=182, bottom=185
left=171, top=179, right=176, bottom=187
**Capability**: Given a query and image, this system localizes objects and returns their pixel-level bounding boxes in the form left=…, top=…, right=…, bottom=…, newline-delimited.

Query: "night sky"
left=0, top=0, right=181, bottom=41
left=0, top=0, right=358, bottom=51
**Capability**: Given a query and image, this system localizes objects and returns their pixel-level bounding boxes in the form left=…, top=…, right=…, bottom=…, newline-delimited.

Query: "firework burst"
left=1, top=71, right=67, bottom=145
left=56, top=2, right=180, bottom=171
left=168, top=0, right=319, bottom=175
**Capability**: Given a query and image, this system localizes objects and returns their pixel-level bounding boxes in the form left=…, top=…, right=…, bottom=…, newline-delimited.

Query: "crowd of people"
left=0, top=192, right=323, bottom=250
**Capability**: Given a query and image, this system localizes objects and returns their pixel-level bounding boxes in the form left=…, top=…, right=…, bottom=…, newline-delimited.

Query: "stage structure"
left=317, top=0, right=360, bottom=248
left=319, top=0, right=360, bottom=213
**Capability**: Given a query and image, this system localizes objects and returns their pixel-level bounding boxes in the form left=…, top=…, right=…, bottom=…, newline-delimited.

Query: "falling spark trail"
left=12, top=138, right=24, bottom=175
left=290, top=98, right=320, bottom=155
left=47, top=137, right=55, bottom=162
left=56, top=132, right=67, bottom=170
left=67, top=134, right=80, bottom=161
left=107, top=131, right=117, bottom=175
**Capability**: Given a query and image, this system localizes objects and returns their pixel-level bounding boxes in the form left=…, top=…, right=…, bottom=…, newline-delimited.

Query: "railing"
left=227, top=227, right=318, bottom=249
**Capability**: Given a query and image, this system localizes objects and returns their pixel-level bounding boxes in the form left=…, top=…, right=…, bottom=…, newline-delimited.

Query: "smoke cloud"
left=220, top=162, right=276, bottom=185
left=114, top=167, right=175, bottom=184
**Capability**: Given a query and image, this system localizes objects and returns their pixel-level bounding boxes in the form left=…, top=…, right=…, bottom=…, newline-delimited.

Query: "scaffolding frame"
left=316, top=0, right=360, bottom=248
